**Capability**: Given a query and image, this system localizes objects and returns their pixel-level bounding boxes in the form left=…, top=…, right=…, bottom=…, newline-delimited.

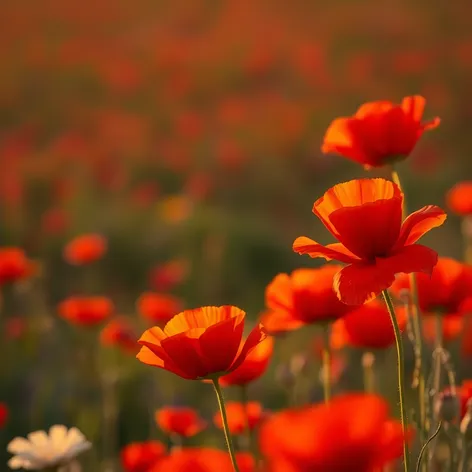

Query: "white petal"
left=27, top=431, right=49, bottom=448
left=7, top=456, right=36, bottom=470
left=7, top=437, right=32, bottom=454
left=49, top=425, right=68, bottom=448
left=64, top=440, right=92, bottom=459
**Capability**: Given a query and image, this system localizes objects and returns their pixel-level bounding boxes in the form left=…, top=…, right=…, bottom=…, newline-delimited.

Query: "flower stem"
left=382, top=289, right=410, bottom=472
left=362, top=351, right=375, bottom=393
left=212, top=378, right=241, bottom=472
left=240, top=385, right=260, bottom=464
left=321, top=324, right=331, bottom=403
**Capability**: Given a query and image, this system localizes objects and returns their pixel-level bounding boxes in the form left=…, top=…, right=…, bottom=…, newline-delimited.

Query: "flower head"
left=120, top=441, right=166, bottom=472
left=293, top=178, right=446, bottom=305
left=322, top=95, right=440, bottom=168
left=63, top=234, right=107, bottom=265
left=7, top=425, right=91, bottom=470
left=447, top=181, right=472, bottom=216
left=155, top=407, right=207, bottom=437
left=137, top=306, right=266, bottom=380
left=58, top=296, right=114, bottom=326
left=213, top=401, right=266, bottom=435
left=0, top=248, right=35, bottom=285
left=149, top=259, right=188, bottom=291
left=100, top=317, right=138, bottom=354
left=136, top=292, right=182, bottom=325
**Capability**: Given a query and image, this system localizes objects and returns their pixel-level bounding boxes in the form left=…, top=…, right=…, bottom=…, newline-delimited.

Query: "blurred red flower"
left=214, top=401, right=266, bottom=435
left=262, top=266, right=354, bottom=333
left=392, top=258, right=472, bottom=316
left=322, top=95, right=440, bottom=168
left=293, top=178, right=446, bottom=305
left=447, top=181, right=472, bottom=216
left=121, top=441, right=166, bottom=472
left=0, top=403, right=8, bottom=428
left=423, top=316, right=463, bottom=345
left=155, top=407, right=207, bottom=438
left=331, top=300, right=406, bottom=350
left=0, top=248, right=36, bottom=285
left=136, top=292, right=182, bottom=325
left=63, top=234, right=107, bottom=265
left=150, top=448, right=254, bottom=472
left=137, top=306, right=266, bottom=380
left=5, top=316, right=27, bottom=340
left=219, top=336, right=274, bottom=386
left=100, top=317, right=137, bottom=354
left=260, top=394, right=410, bottom=472
left=58, top=296, right=114, bottom=326
left=148, top=259, right=189, bottom=292
left=447, top=381, right=472, bottom=419
left=41, top=208, right=69, bottom=235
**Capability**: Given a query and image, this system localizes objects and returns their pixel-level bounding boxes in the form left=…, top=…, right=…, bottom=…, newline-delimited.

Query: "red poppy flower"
left=149, top=259, right=189, bottom=292
left=100, top=317, right=137, bottom=354
left=219, top=336, right=274, bottom=386
left=447, top=181, right=472, bottom=216
left=259, top=394, right=409, bottom=472
left=262, top=266, right=355, bottom=333
left=150, top=448, right=254, bottom=472
left=331, top=300, right=407, bottom=350
left=0, top=403, right=8, bottom=428
left=120, top=441, right=166, bottom=472
left=213, top=401, right=266, bottom=435
left=392, top=258, right=471, bottom=316
left=423, top=316, right=463, bottom=345
left=137, top=293, right=182, bottom=325
left=63, top=234, right=107, bottom=265
left=58, top=296, right=114, bottom=326
left=0, top=248, right=35, bottom=284
left=293, top=178, right=446, bottom=305
left=155, top=407, right=207, bottom=437
left=322, top=96, right=440, bottom=168
left=137, top=306, right=266, bottom=380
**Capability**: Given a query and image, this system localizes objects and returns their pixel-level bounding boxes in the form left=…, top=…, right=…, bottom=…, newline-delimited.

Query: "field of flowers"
left=2, top=0, right=472, bottom=471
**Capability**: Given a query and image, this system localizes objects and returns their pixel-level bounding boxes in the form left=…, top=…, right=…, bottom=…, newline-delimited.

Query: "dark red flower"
left=0, top=248, right=35, bottom=285
left=100, top=317, right=137, bottom=354
left=155, top=407, right=207, bottom=437
left=148, top=259, right=188, bottom=292
left=121, top=441, right=166, bottom=472
left=0, top=403, right=8, bottom=428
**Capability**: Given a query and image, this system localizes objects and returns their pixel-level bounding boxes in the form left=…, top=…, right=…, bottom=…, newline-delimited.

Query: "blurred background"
left=1, top=0, right=471, bottom=469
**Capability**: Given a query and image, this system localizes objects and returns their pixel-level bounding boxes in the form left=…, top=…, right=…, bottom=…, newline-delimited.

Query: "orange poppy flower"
left=262, top=266, right=355, bottom=333
left=293, top=178, right=446, bottom=305
left=149, top=259, right=188, bottom=291
left=100, top=317, right=137, bottom=354
left=322, top=95, right=440, bottom=168
left=423, top=316, right=463, bottom=345
left=58, top=296, right=114, bottom=326
left=259, top=394, right=409, bottom=472
left=63, top=233, right=107, bottom=265
left=0, top=248, right=35, bottom=284
left=120, top=441, right=166, bottom=472
left=447, top=181, right=472, bottom=216
left=137, top=306, right=266, bottom=380
left=213, top=401, right=266, bottom=435
left=392, top=258, right=471, bottom=316
left=136, top=292, right=182, bottom=325
left=219, top=336, right=274, bottom=386
left=0, top=402, right=8, bottom=428
left=331, top=300, right=406, bottom=350
left=150, top=448, right=254, bottom=472
left=155, top=407, right=207, bottom=437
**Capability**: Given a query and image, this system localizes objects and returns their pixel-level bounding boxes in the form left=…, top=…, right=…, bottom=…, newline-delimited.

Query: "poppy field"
left=2, top=0, right=472, bottom=471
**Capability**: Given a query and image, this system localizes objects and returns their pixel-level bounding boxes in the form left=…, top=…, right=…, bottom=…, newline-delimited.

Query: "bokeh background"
left=1, top=0, right=471, bottom=469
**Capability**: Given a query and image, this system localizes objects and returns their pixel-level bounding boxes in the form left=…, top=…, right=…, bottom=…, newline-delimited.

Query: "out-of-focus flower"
left=155, top=407, right=207, bottom=437
left=148, top=260, right=189, bottom=292
left=293, top=178, right=446, bottom=305
left=63, top=234, right=107, bottom=265
left=137, top=306, right=266, bottom=380
left=447, top=181, right=472, bottom=216
left=100, top=317, right=137, bottom=354
left=260, top=394, right=410, bottom=472
left=41, top=208, right=69, bottom=235
left=322, top=95, right=440, bottom=168
left=423, top=316, right=463, bottom=345
left=0, top=248, right=36, bottom=285
left=120, top=441, right=166, bottom=472
left=5, top=317, right=27, bottom=340
left=262, top=266, right=354, bottom=333
left=159, top=195, right=192, bottom=223
left=58, top=296, right=114, bottom=326
left=392, top=258, right=472, bottom=316
left=219, top=336, right=274, bottom=386
left=447, top=381, right=472, bottom=419
left=213, top=401, right=266, bottom=435
left=136, top=293, right=182, bottom=325
left=331, top=300, right=406, bottom=350
left=0, top=403, right=8, bottom=428
left=7, top=425, right=91, bottom=470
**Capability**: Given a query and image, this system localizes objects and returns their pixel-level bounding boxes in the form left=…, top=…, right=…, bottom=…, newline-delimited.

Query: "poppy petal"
left=137, top=346, right=192, bottom=379
left=396, top=205, right=447, bottom=247
left=265, top=274, right=293, bottom=312
left=401, top=95, right=426, bottom=122
left=231, top=323, right=267, bottom=371
left=260, top=310, right=305, bottom=334
left=293, top=237, right=360, bottom=264
left=356, top=100, right=395, bottom=118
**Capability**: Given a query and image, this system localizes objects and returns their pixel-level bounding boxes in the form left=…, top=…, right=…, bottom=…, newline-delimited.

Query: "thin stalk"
left=433, top=314, right=443, bottom=406
left=321, top=324, right=331, bottom=403
left=362, top=352, right=375, bottom=394
left=416, top=422, right=442, bottom=472
left=212, top=378, right=241, bottom=472
left=382, top=289, right=410, bottom=472
left=240, top=385, right=260, bottom=464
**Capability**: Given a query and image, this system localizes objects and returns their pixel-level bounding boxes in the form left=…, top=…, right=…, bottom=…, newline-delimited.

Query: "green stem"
left=382, top=289, right=410, bottom=472
left=416, top=422, right=442, bottom=472
left=321, top=324, right=331, bottom=403
left=212, top=378, right=241, bottom=472
left=362, top=351, right=375, bottom=394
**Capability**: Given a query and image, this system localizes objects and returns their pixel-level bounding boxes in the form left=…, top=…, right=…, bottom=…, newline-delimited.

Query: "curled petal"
left=231, top=323, right=267, bottom=371
left=293, top=237, right=360, bottom=264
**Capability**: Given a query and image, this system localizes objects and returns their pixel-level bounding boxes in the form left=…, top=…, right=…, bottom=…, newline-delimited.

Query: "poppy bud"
left=435, top=392, right=460, bottom=423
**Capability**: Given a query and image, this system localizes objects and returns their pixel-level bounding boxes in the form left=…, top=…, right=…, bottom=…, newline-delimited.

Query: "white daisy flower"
left=7, top=425, right=91, bottom=470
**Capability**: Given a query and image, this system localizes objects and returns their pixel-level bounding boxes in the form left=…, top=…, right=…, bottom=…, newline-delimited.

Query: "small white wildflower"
left=7, top=425, right=91, bottom=470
